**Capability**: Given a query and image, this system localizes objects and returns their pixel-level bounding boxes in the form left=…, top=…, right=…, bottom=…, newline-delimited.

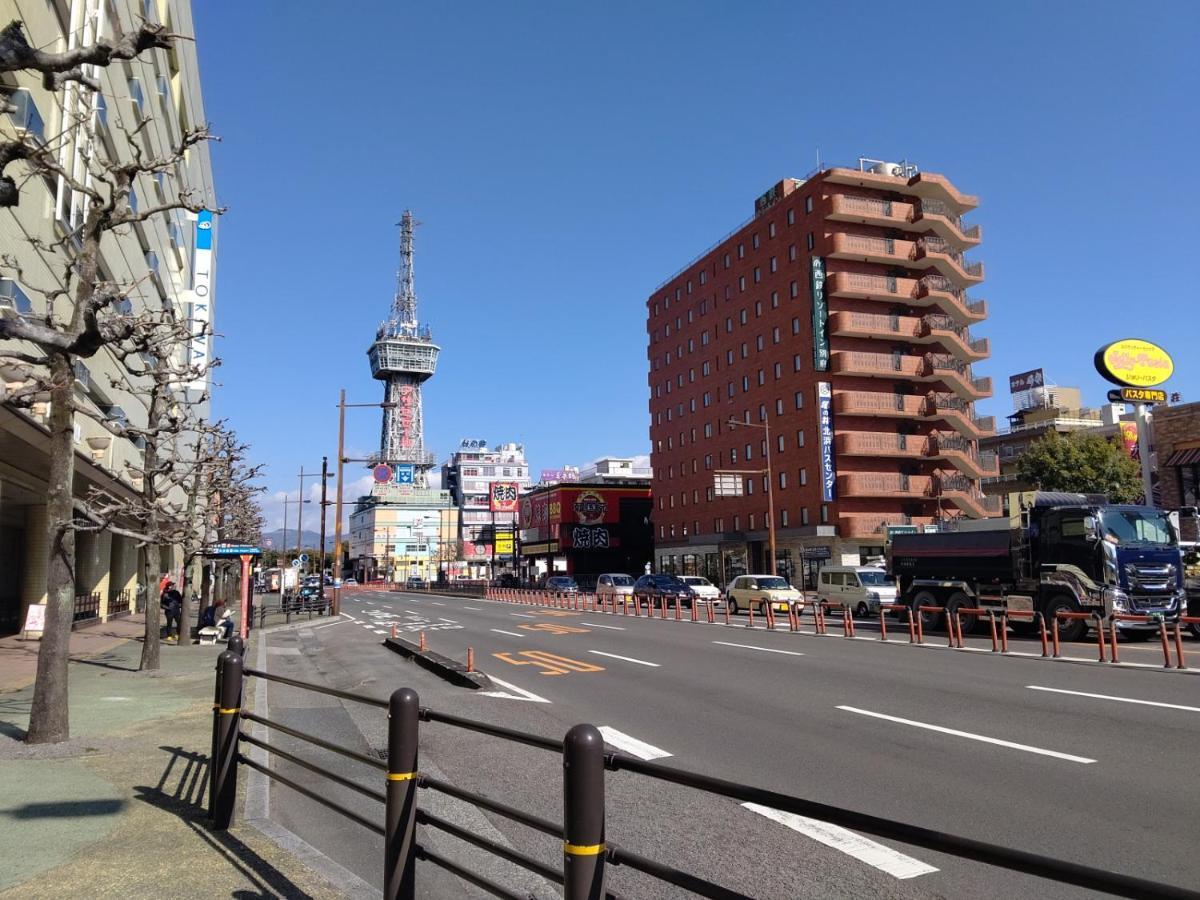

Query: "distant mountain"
left=261, top=529, right=337, bottom=552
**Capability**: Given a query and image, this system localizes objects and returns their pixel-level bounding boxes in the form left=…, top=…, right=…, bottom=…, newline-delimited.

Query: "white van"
left=817, top=566, right=897, bottom=617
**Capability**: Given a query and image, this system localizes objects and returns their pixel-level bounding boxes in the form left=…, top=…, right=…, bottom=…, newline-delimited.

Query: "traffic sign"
left=395, top=464, right=414, bottom=485
left=291, top=558, right=301, bottom=568
left=299, top=553, right=310, bottom=563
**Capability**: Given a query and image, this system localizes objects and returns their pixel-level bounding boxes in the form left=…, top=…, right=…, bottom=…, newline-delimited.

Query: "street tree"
left=1015, top=430, right=1142, bottom=502
left=0, top=19, right=219, bottom=742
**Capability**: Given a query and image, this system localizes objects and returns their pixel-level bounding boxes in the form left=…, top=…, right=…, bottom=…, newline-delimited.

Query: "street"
left=253, top=588, right=1200, bottom=899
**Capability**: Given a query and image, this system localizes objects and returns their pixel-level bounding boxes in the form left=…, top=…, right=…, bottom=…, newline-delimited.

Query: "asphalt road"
left=255, top=589, right=1200, bottom=899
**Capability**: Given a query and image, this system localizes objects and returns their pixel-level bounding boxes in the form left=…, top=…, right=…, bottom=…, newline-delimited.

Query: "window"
left=769, top=222, right=776, bottom=238
left=129, top=77, right=145, bottom=115
left=800, top=468, right=807, bottom=486
left=689, top=398, right=696, bottom=412
left=156, top=74, right=170, bottom=101
left=703, top=391, right=711, bottom=407
left=731, top=447, right=739, bottom=464
left=704, top=423, right=713, bottom=438
left=753, top=267, right=762, bottom=284
left=700, top=298, right=708, bottom=314
left=727, top=380, right=735, bottom=398
left=756, top=335, right=764, bottom=351
left=790, top=281, right=799, bottom=298
left=742, top=375, right=750, bottom=391
left=752, top=233, right=760, bottom=249
left=789, top=244, right=797, bottom=262
left=702, top=361, right=711, bottom=376
left=746, top=478, right=754, bottom=496
left=772, top=326, right=781, bottom=344
left=801, top=507, right=809, bottom=525
left=7, top=88, right=45, bottom=143
left=781, top=509, right=789, bottom=527
left=724, top=285, right=731, bottom=300
left=779, top=471, right=788, bottom=489
left=787, top=209, right=795, bottom=225
left=687, top=279, right=693, bottom=294
left=723, top=252, right=731, bottom=268
left=749, top=513, right=756, bottom=530
left=687, top=338, right=694, bottom=353
left=778, top=434, right=785, bottom=452
left=740, top=342, right=748, bottom=359
left=797, top=429, right=806, bottom=447
left=754, top=300, right=762, bottom=317
left=738, top=276, right=746, bottom=292
left=0, top=279, right=33, bottom=316
left=737, top=243, right=745, bottom=259
left=820, top=505, right=829, bottom=523
left=733, top=515, right=740, bottom=531
left=701, top=330, right=710, bottom=346
left=805, top=196, right=814, bottom=214
left=726, top=349, right=734, bottom=365
left=745, top=443, right=753, bottom=460
left=792, top=317, right=801, bottom=335
left=794, top=354, right=803, bottom=372
left=740, top=309, right=748, bottom=325
left=757, top=369, right=765, bottom=386
left=700, top=270, right=707, bottom=285
left=688, top=368, right=695, bottom=383
left=775, top=398, right=784, bottom=415
left=146, top=250, right=160, bottom=276
left=726, top=316, right=734, bottom=333
left=771, top=290, right=779, bottom=308
left=807, top=232, right=815, bottom=251
left=769, top=257, right=777, bottom=273
left=704, top=453, right=713, bottom=470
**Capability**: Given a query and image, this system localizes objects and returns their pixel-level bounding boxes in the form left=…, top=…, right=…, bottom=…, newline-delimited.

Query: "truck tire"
left=946, top=592, right=976, bottom=636
left=1043, top=594, right=1087, bottom=642
left=911, top=589, right=943, bottom=632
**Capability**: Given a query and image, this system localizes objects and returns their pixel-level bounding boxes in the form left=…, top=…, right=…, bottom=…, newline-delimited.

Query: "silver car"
left=596, top=573, right=636, bottom=603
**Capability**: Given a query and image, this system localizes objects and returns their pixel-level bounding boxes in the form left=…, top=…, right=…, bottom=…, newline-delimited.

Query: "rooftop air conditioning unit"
left=872, top=162, right=906, bottom=177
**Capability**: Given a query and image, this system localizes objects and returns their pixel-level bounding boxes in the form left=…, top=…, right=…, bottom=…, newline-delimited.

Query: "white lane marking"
left=462, top=605, right=482, bottom=610
left=438, top=618, right=458, bottom=623
left=431, top=602, right=446, bottom=606
left=490, top=629, right=525, bottom=638
left=313, top=619, right=345, bottom=630
left=339, top=612, right=360, bottom=623
left=589, top=623, right=626, bottom=631
left=588, top=650, right=660, bottom=667
left=596, top=726, right=672, bottom=760
left=479, top=675, right=551, bottom=703
left=1027, top=685, right=1200, bottom=713
left=837, top=706, right=1096, bottom=764
left=712, top=641, right=805, bottom=657
left=372, top=630, right=387, bottom=635
left=510, top=613, right=538, bottom=618
left=743, top=803, right=938, bottom=880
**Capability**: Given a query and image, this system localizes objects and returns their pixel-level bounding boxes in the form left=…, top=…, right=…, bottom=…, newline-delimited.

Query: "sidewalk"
left=0, top=617, right=349, bottom=899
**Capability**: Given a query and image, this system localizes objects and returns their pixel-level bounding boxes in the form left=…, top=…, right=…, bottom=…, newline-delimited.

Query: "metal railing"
left=108, top=588, right=131, bottom=617
left=73, top=591, right=100, bottom=623
left=208, top=647, right=1195, bottom=899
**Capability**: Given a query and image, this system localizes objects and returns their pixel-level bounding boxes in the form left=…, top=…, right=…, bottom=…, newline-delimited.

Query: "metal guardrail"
left=209, top=642, right=1199, bottom=900
left=73, top=591, right=100, bottom=623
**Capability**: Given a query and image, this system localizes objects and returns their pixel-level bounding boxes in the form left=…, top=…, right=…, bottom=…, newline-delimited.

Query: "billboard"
left=1119, top=421, right=1139, bottom=459
left=818, top=382, right=836, bottom=502
left=489, top=481, right=519, bottom=512
left=540, top=468, right=579, bottom=484
left=1008, top=369, right=1045, bottom=394
left=185, top=209, right=214, bottom=390
left=810, top=257, right=829, bottom=371
left=1094, top=339, right=1174, bottom=388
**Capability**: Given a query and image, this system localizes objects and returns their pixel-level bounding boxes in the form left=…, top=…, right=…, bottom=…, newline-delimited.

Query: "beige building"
left=348, top=491, right=459, bottom=583
left=0, top=0, right=217, bottom=633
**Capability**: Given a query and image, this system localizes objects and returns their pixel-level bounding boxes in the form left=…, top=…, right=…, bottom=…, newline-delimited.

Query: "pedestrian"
left=217, top=606, right=235, bottom=641
left=160, top=580, right=183, bottom=644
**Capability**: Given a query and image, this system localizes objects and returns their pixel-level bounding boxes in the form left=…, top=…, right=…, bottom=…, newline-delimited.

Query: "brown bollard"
left=562, top=724, right=606, bottom=900
left=467, top=647, right=475, bottom=673
left=418, top=631, right=427, bottom=652
left=879, top=608, right=888, bottom=641
left=384, top=687, right=419, bottom=899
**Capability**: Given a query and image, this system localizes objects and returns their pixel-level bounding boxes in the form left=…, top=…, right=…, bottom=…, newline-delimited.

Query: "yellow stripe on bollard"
left=563, top=842, right=605, bottom=856
left=387, top=771, right=418, bottom=781
left=218, top=707, right=240, bottom=714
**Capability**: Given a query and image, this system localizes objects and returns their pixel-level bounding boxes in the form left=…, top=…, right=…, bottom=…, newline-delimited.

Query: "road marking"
left=1027, top=685, right=1200, bottom=713
left=588, top=650, right=660, bottom=667
left=490, top=629, right=525, bottom=638
left=462, top=605, right=482, bottom=610
left=588, top=623, right=625, bottom=631
left=597, top=726, right=672, bottom=760
left=373, top=630, right=387, bottom=635
left=494, top=651, right=605, bottom=676
left=836, top=706, right=1096, bottom=764
left=479, top=675, right=551, bottom=704
left=313, top=619, right=345, bottom=630
left=742, top=803, right=937, bottom=880
left=712, top=641, right=805, bottom=657
left=510, top=613, right=538, bottom=618
left=520, top=622, right=590, bottom=635
left=431, top=602, right=445, bottom=606
left=339, top=612, right=360, bottom=623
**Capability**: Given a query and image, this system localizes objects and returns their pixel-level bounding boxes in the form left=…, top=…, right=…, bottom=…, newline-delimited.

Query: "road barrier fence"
left=210, top=642, right=1199, bottom=899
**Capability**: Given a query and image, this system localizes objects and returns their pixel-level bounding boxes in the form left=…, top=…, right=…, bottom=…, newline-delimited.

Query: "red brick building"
left=646, top=159, right=999, bottom=588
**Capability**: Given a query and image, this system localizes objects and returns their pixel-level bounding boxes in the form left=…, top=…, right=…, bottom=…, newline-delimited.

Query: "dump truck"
left=887, top=492, right=1184, bottom=641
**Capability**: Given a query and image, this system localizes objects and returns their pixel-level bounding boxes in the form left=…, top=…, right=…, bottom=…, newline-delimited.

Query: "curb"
left=383, top=636, right=492, bottom=690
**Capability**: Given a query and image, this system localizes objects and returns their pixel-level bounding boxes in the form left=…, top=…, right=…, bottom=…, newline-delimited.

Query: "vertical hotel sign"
left=818, top=382, right=836, bottom=501
left=186, top=210, right=214, bottom=390
left=810, top=257, right=829, bottom=371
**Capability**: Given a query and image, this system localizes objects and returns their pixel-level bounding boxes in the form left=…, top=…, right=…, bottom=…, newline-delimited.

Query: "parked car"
left=344, top=578, right=357, bottom=586
left=545, top=575, right=579, bottom=593
left=596, top=573, right=636, bottom=603
left=406, top=577, right=427, bottom=590
left=679, top=575, right=722, bottom=605
left=725, top=575, right=801, bottom=616
left=816, top=566, right=898, bottom=618
left=632, top=573, right=697, bottom=609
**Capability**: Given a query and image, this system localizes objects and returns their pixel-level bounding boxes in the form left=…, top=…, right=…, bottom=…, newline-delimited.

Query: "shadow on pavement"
left=4, top=797, right=126, bottom=818
left=72, top=653, right=141, bottom=673
left=136, top=744, right=317, bottom=900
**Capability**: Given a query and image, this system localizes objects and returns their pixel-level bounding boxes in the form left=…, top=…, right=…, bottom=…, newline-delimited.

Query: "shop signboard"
left=489, top=481, right=519, bottom=512
left=810, top=257, right=829, bottom=371
left=1094, top=339, right=1173, bottom=387
left=818, top=381, right=836, bottom=502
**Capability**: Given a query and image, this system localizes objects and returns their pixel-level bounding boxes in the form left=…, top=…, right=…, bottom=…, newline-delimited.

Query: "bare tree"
left=0, top=19, right=218, bottom=743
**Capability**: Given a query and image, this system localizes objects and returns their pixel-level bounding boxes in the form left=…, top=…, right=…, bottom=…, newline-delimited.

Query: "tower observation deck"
left=368, top=211, right=440, bottom=471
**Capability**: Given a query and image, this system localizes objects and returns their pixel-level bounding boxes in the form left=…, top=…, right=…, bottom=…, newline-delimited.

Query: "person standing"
left=160, top=580, right=183, bottom=644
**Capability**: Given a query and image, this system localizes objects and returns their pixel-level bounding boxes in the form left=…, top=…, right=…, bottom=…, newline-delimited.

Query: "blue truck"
left=888, top=491, right=1185, bottom=642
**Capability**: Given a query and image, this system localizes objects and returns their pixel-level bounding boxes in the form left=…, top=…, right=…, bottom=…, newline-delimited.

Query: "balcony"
left=910, top=199, right=981, bottom=248
left=828, top=194, right=913, bottom=229
left=835, top=390, right=923, bottom=419
left=830, top=233, right=913, bottom=266
left=918, top=353, right=993, bottom=401
left=926, top=433, right=999, bottom=479
left=830, top=350, right=922, bottom=380
left=828, top=311, right=918, bottom=341
left=910, top=237, right=984, bottom=287
left=827, top=272, right=987, bottom=325
left=915, top=314, right=990, bottom=361
left=836, top=432, right=927, bottom=459
left=936, top=474, right=1002, bottom=518
left=839, top=513, right=936, bottom=540
left=921, top=392, right=996, bottom=438
left=838, top=473, right=934, bottom=499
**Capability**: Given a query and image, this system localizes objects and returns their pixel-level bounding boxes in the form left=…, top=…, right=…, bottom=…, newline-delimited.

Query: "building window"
left=745, top=442, right=754, bottom=460
left=746, top=478, right=754, bottom=496
left=724, top=285, right=732, bottom=300
left=755, top=336, right=764, bottom=352
left=807, top=232, right=815, bottom=251
left=702, top=330, right=710, bottom=346
left=794, top=391, right=804, bottom=409
left=756, top=369, right=765, bottom=386
left=742, top=375, right=750, bottom=391
left=771, top=290, right=779, bottom=308
left=753, top=267, right=761, bottom=284
left=749, top=513, right=756, bottom=530
left=781, top=509, right=789, bottom=527
left=801, top=507, right=809, bottom=525
left=727, top=380, right=735, bottom=398
left=738, top=276, right=746, bottom=292
left=773, top=362, right=782, bottom=379
left=752, top=233, right=760, bottom=249
left=740, top=309, right=748, bottom=325
left=737, top=243, right=745, bottom=259
left=731, top=447, right=739, bottom=464
left=775, top=398, right=784, bottom=415
left=741, top=343, right=748, bottom=359
left=794, top=354, right=803, bottom=372
left=787, top=209, right=795, bottom=225
left=0, top=279, right=34, bottom=316
left=820, top=505, right=829, bottom=523
left=700, top=298, right=708, bottom=313
left=778, top=434, right=785, bottom=453
left=800, top=468, right=808, bottom=486
left=755, top=300, right=762, bottom=317
left=689, top=368, right=695, bottom=383
left=700, top=270, right=707, bottom=285
left=723, top=253, right=731, bottom=268
left=797, top=429, right=806, bottom=447
left=769, top=257, right=777, bottom=273
left=792, top=317, right=801, bottom=335
left=725, top=316, right=733, bottom=333
left=733, top=515, right=740, bottom=531
left=726, top=349, right=734, bottom=365
left=688, top=338, right=694, bottom=353
left=703, top=391, right=711, bottom=407
left=704, top=423, right=713, bottom=438
left=789, top=244, right=797, bottom=262
left=805, top=196, right=814, bottom=214
left=790, top=281, right=799, bottom=298
left=129, top=77, right=145, bottom=116
left=772, top=326, right=781, bottom=344
left=769, top=222, right=776, bottom=238
left=702, top=361, right=711, bottom=376
left=7, top=88, right=46, bottom=143
left=779, top=471, right=788, bottom=489
left=687, top=279, right=693, bottom=294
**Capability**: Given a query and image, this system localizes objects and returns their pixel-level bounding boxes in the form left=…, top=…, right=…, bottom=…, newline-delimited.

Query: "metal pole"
left=332, top=390, right=347, bottom=615
left=238, top=555, right=252, bottom=640
left=385, top=687, right=420, bottom=899
left=1135, top=402, right=1155, bottom=505
left=319, top=455, right=329, bottom=599
left=562, top=723, right=606, bottom=900
left=765, top=418, right=777, bottom=576
left=211, top=649, right=242, bottom=830
left=296, top=468, right=305, bottom=568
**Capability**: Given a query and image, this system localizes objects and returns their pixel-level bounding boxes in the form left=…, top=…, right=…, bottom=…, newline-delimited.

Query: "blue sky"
left=191, top=1, right=1198, bottom=531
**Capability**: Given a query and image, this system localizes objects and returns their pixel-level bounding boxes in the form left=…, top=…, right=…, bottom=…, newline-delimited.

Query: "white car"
left=679, top=576, right=723, bottom=605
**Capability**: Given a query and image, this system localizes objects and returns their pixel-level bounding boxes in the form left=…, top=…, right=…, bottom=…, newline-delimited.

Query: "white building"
left=442, top=440, right=531, bottom=578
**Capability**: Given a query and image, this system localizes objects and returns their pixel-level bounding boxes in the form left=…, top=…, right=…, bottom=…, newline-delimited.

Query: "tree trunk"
left=139, top=381, right=166, bottom=671
left=26, top=354, right=78, bottom=744
left=140, top=542, right=161, bottom=670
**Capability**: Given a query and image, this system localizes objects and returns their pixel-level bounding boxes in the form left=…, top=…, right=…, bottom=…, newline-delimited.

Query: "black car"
left=632, top=573, right=697, bottom=609
left=545, top=575, right=579, bottom=593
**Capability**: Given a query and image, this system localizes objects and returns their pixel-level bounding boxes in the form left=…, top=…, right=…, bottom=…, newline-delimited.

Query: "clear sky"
left=190, top=1, right=1198, bottom=532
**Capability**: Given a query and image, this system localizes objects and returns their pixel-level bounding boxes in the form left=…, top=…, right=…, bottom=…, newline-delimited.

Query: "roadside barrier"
left=1051, top=612, right=1106, bottom=661
left=1000, top=610, right=1050, bottom=657
left=949, top=608, right=1000, bottom=652
left=1107, top=615, right=1173, bottom=668
left=879, top=604, right=916, bottom=643
left=746, top=601, right=755, bottom=629
left=764, top=602, right=776, bottom=631
left=212, top=659, right=1199, bottom=899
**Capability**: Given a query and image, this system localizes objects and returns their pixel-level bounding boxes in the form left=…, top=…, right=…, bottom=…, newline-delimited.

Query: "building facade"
left=646, top=159, right=996, bottom=588
left=348, top=493, right=458, bottom=583
left=0, top=0, right=216, bottom=633
left=441, top=440, right=531, bottom=579
left=1153, top=401, right=1200, bottom=513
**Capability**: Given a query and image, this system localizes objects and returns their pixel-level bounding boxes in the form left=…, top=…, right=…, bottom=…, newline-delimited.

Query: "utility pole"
left=1135, top=402, right=1155, bottom=505
left=333, top=390, right=347, bottom=613
left=726, top=417, right=778, bottom=577
left=318, top=455, right=329, bottom=588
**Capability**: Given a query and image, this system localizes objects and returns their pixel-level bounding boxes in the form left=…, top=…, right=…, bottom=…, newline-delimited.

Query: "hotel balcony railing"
left=916, top=313, right=990, bottom=360
left=926, top=433, right=1000, bottom=478
left=831, top=350, right=923, bottom=379
left=920, top=354, right=993, bottom=399
left=831, top=233, right=911, bottom=265
left=936, top=474, right=1003, bottom=517
left=911, top=199, right=982, bottom=246
left=839, top=512, right=936, bottom=539
left=834, top=390, right=924, bottom=418
left=921, top=391, right=996, bottom=437
left=838, top=472, right=934, bottom=499
left=828, top=311, right=919, bottom=340
left=827, top=271, right=987, bottom=325
left=836, top=431, right=927, bottom=458
left=910, top=237, right=985, bottom=285
left=829, top=194, right=911, bottom=226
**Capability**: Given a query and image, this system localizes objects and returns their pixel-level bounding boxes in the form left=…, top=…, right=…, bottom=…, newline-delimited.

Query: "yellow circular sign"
left=1094, top=339, right=1173, bottom=387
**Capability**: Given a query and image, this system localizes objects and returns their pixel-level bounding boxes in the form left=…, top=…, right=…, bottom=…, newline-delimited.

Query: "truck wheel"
left=911, top=590, right=943, bottom=631
left=946, top=592, right=976, bottom=636
left=1044, top=594, right=1087, bottom=642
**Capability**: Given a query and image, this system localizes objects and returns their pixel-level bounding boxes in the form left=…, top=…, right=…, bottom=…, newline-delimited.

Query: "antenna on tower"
left=385, top=210, right=420, bottom=336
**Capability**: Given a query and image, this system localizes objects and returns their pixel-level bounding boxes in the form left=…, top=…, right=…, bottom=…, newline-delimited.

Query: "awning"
left=1164, top=448, right=1200, bottom=466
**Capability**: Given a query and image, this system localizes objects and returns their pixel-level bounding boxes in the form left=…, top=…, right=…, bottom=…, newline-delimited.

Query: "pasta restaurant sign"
left=1094, top=339, right=1173, bottom=388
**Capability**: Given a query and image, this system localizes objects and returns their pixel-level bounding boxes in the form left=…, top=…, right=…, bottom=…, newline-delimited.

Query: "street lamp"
left=281, top=497, right=311, bottom=577
left=296, top=464, right=332, bottom=573
left=726, top=417, right=777, bottom=576
left=331, top=389, right=399, bottom=613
